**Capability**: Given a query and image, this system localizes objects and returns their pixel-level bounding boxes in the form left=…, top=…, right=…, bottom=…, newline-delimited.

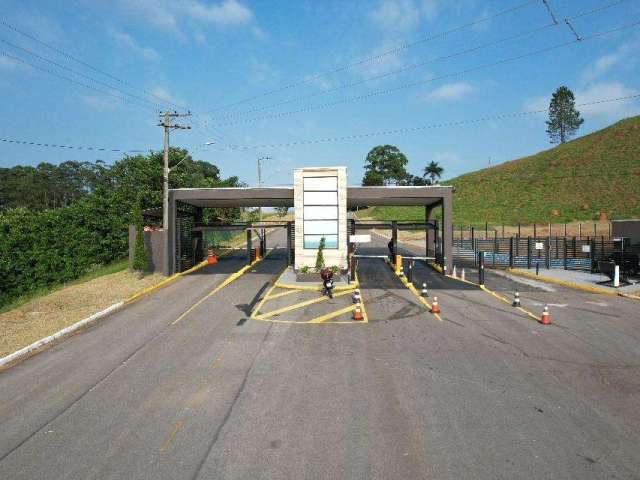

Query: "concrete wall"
left=294, top=166, right=348, bottom=270
left=129, top=225, right=166, bottom=273
left=612, top=220, right=640, bottom=245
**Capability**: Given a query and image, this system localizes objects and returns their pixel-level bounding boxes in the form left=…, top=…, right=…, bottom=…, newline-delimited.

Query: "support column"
left=163, top=192, right=177, bottom=276
left=425, top=205, right=436, bottom=258
left=193, top=207, right=204, bottom=264
left=287, top=221, right=293, bottom=266
left=442, top=194, right=453, bottom=275
left=391, top=221, right=398, bottom=264
left=246, top=228, right=253, bottom=265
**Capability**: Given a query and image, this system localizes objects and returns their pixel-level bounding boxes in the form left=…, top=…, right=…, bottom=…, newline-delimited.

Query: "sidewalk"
left=509, top=267, right=640, bottom=296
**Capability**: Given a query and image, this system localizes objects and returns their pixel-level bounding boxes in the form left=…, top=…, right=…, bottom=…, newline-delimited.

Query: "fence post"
left=533, top=223, right=537, bottom=238
left=493, top=229, right=497, bottom=267
left=564, top=223, right=567, bottom=237
left=509, top=237, right=514, bottom=268
left=563, top=237, right=567, bottom=270
left=578, top=223, right=582, bottom=238
left=527, top=236, right=532, bottom=269
left=590, top=238, right=596, bottom=273
left=518, top=222, right=521, bottom=238
left=545, top=238, right=550, bottom=269
left=485, top=221, right=488, bottom=239
left=471, top=227, right=476, bottom=267
left=478, top=251, right=485, bottom=286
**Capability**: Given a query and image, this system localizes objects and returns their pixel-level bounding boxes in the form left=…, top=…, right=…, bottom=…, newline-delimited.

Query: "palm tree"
left=423, top=161, right=443, bottom=185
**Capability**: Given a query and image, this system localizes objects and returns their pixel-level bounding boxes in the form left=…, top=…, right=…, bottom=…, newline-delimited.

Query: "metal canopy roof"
left=171, top=185, right=451, bottom=208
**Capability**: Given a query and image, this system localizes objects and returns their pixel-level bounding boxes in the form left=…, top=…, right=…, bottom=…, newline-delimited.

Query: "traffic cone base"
left=208, top=254, right=218, bottom=265
left=512, top=292, right=521, bottom=307
left=353, top=305, right=363, bottom=321
left=540, top=305, right=551, bottom=325
left=430, top=296, right=441, bottom=314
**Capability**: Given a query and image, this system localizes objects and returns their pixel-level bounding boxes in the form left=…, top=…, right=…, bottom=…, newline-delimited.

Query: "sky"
left=1, top=0, right=639, bottom=186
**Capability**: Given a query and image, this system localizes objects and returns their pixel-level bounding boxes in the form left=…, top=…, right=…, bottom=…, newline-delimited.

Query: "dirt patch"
left=0, top=270, right=163, bottom=357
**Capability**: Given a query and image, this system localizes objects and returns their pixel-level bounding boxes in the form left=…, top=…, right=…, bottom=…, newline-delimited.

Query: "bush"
left=131, top=199, right=148, bottom=272
left=314, top=237, right=326, bottom=272
left=0, top=192, right=129, bottom=307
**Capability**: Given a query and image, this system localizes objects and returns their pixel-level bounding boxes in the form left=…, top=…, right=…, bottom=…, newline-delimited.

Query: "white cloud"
left=0, top=55, right=23, bottom=71
left=185, top=0, right=253, bottom=26
left=582, top=40, right=638, bottom=82
left=194, top=32, right=207, bottom=44
left=110, top=30, right=161, bottom=61
left=524, top=82, right=639, bottom=121
left=116, top=0, right=257, bottom=37
left=80, top=95, right=119, bottom=111
left=150, top=86, right=184, bottom=106
left=423, top=82, right=476, bottom=102
left=370, top=0, right=421, bottom=32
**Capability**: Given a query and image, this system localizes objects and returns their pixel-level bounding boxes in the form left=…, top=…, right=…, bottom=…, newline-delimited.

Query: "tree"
left=362, top=145, right=409, bottom=186
left=274, top=206, right=290, bottom=217
left=423, top=161, right=443, bottom=185
left=315, top=236, right=326, bottom=272
left=546, top=86, right=584, bottom=144
left=132, top=197, right=148, bottom=273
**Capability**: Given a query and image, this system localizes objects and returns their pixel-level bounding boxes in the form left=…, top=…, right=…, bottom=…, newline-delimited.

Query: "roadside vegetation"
left=362, top=115, right=640, bottom=224
left=0, top=148, right=241, bottom=308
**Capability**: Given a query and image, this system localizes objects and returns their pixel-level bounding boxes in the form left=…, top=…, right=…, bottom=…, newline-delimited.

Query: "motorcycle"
left=320, top=267, right=334, bottom=299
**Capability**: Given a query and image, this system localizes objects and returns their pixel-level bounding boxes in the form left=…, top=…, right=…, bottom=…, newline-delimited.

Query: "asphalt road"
left=1, top=229, right=639, bottom=479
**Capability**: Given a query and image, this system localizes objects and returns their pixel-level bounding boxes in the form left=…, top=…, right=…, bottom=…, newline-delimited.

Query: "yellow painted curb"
left=274, top=280, right=358, bottom=292
left=479, top=285, right=540, bottom=323
left=265, top=289, right=300, bottom=301
left=124, top=248, right=235, bottom=305
left=172, top=250, right=272, bottom=325
left=506, top=268, right=619, bottom=297
left=388, top=260, right=442, bottom=321
left=257, top=289, right=353, bottom=320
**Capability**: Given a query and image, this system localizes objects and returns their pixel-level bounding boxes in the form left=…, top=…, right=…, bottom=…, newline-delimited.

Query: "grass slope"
left=367, top=115, right=640, bottom=224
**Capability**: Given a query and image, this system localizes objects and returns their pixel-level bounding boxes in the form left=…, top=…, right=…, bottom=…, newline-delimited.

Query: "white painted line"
left=0, top=301, right=124, bottom=368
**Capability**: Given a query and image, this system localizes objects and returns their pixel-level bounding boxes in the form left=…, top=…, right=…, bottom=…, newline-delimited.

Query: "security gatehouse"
left=164, top=166, right=453, bottom=275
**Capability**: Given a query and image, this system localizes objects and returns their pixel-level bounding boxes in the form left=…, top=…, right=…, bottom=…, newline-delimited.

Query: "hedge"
left=0, top=193, right=129, bottom=307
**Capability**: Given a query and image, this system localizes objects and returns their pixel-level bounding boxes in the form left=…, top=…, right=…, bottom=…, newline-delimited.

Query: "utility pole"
left=257, top=156, right=271, bottom=222
left=158, top=111, right=191, bottom=275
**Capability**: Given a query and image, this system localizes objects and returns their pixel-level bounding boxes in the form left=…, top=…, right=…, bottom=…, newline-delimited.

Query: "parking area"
left=2, top=229, right=640, bottom=479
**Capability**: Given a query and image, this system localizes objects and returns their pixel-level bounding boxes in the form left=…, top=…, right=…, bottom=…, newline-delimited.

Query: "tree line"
left=361, top=145, right=443, bottom=186
left=0, top=148, right=242, bottom=306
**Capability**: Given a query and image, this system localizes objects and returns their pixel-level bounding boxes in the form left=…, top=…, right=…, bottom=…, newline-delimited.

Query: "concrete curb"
left=506, top=268, right=620, bottom=297
left=0, top=301, right=124, bottom=369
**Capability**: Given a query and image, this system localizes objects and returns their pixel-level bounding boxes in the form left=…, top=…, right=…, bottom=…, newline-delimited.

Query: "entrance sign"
left=535, top=242, right=544, bottom=250
left=581, top=245, right=591, bottom=253
left=349, top=234, right=371, bottom=243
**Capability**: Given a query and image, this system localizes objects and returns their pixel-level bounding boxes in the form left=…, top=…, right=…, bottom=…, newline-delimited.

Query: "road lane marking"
left=479, top=285, right=540, bottom=323
left=159, top=420, right=184, bottom=453
left=265, top=289, right=300, bottom=301
left=172, top=251, right=272, bottom=326
left=257, top=290, right=353, bottom=319
left=307, top=305, right=357, bottom=323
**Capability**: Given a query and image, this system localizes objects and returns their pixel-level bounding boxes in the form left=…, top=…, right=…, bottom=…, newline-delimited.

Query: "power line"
left=0, top=37, right=163, bottom=109
left=200, top=0, right=540, bottom=115
left=197, top=94, right=640, bottom=151
left=0, top=51, right=157, bottom=112
left=0, top=18, right=186, bottom=111
left=210, top=22, right=559, bottom=122
left=0, top=137, right=146, bottom=153
left=207, top=20, right=640, bottom=129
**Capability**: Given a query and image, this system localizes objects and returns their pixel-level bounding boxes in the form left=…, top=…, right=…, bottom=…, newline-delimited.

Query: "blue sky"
left=1, top=0, right=639, bottom=186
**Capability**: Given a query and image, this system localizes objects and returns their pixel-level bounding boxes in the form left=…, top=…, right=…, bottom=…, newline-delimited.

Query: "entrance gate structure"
left=165, top=178, right=453, bottom=276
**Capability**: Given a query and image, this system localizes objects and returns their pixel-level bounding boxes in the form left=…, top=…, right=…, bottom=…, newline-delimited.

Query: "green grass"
left=365, top=115, right=640, bottom=225
left=0, top=258, right=129, bottom=314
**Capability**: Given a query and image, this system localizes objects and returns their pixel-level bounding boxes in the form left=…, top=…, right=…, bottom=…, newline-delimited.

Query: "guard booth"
left=164, top=168, right=453, bottom=275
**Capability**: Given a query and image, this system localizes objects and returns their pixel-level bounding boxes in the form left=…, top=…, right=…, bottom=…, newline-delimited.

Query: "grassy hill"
left=365, top=115, right=640, bottom=224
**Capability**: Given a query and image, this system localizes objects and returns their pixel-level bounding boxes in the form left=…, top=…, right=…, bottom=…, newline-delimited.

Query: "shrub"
left=314, top=237, right=326, bottom=272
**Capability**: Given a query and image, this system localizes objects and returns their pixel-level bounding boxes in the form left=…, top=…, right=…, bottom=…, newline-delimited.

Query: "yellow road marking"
left=479, top=285, right=540, bottom=322
left=172, top=251, right=272, bottom=326
left=307, top=304, right=357, bottom=323
left=265, top=289, right=300, bottom=301
left=387, top=259, right=442, bottom=321
left=506, top=268, right=619, bottom=296
left=274, top=281, right=358, bottom=292
left=257, top=289, right=353, bottom=319
left=159, top=420, right=184, bottom=453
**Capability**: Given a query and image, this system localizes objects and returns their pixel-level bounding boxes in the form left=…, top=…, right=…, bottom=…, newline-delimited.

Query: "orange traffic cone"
left=207, top=249, right=218, bottom=265
left=353, top=305, right=363, bottom=321
left=540, top=305, right=551, bottom=325
left=430, top=296, right=441, bottom=314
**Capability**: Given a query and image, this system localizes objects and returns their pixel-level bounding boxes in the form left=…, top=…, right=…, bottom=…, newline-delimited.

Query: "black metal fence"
left=454, top=236, right=628, bottom=272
